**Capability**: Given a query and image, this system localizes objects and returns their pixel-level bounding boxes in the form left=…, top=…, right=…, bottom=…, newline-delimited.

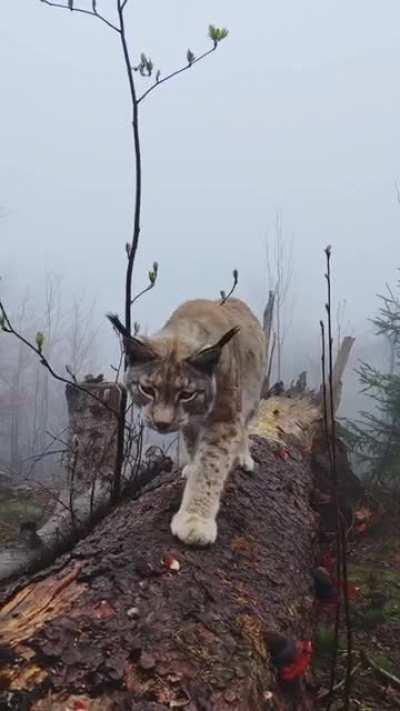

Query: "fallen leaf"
left=93, top=600, right=115, bottom=620
left=163, top=554, right=181, bottom=572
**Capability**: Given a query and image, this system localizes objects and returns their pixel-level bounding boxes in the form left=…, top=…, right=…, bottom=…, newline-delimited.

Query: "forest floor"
left=314, top=513, right=400, bottom=710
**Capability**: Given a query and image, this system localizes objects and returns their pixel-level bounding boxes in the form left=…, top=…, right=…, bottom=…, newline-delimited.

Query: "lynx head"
left=107, top=315, right=239, bottom=434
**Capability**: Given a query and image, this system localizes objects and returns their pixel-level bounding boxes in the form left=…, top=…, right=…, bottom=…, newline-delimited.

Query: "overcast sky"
left=1, top=1, right=400, bottom=390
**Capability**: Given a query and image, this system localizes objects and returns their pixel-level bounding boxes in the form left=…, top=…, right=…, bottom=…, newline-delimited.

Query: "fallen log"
left=0, top=396, right=319, bottom=710
left=0, top=348, right=359, bottom=709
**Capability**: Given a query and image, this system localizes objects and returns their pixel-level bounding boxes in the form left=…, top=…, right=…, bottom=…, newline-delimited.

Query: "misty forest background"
left=1, top=1, right=400, bottom=499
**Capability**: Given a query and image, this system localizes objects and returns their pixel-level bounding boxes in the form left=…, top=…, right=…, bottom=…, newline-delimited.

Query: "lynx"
left=108, top=298, right=266, bottom=546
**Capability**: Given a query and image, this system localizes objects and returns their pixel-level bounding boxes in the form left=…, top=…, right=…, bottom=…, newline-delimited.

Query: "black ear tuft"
left=107, top=313, right=158, bottom=364
left=186, top=326, right=240, bottom=375
left=124, top=336, right=159, bottom=365
left=106, top=313, right=130, bottom=339
left=215, top=326, right=240, bottom=349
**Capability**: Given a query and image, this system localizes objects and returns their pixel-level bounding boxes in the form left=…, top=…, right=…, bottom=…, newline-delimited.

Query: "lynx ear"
left=186, top=326, right=240, bottom=374
left=123, top=336, right=158, bottom=365
left=107, top=313, right=158, bottom=364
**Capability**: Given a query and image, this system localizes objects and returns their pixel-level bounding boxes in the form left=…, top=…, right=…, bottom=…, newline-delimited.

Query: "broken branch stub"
left=317, top=335, right=355, bottom=416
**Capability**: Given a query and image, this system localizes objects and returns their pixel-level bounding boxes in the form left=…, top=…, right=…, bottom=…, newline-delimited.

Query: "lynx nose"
left=152, top=405, right=175, bottom=434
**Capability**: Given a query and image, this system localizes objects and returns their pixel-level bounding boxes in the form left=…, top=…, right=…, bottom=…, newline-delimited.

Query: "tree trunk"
left=261, top=290, right=275, bottom=399
left=0, top=373, right=360, bottom=710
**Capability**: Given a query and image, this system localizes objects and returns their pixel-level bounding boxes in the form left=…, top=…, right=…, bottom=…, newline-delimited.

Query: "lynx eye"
left=138, top=383, right=155, bottom=399
left=179, top=390, right=197, bottom=403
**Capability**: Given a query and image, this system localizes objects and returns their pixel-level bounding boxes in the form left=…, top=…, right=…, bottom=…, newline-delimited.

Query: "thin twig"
left=361, top=651, right=400, bottom=691
left=116, top=0, right=141, bottom=336
left=324, top=246, right=353, bottom=711
left=24, top=477, right=75, bottom=517
left=220, top=269, right=239, bottom=305
left=22, top=448, right=67, bottom=463
left=321, top=316, right=342, bottom=710
left=112, top=0, right=143, bottom=498
left=113, top=343, right=125, bottom=384
left=137, top=46, right=216, bottom=104
left=324, top=261, right=343, bottom=710
left=325, top=253, right=353, bottom=711
left=320, top=320, right=331, bottom=458
left=40, top=0, right=121, bottom=32
left=129, top=420, right=144, bottom=485
left=131, top=281, right=156, bottom=306
left=65, top=365, right=78, bottom=383
left=318, top=662, right=362, bottom=700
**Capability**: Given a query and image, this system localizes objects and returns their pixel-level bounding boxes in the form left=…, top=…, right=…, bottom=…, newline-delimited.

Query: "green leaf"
left=208, top=24, right=229, bottom=45
left=35, top=331, right=45, bottom=353
left=208, top=24, right=218, bottom=41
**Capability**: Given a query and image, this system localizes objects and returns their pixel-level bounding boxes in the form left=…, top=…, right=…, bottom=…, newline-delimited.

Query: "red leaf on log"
left=92, top=599, right=115, bottom=620
left=279, top=641, right=313, bottom=681
left=275, top=448, right=290, bottom=461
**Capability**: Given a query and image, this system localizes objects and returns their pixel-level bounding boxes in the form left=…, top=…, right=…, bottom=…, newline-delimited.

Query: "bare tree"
left=265, top=212, right=295, bottom=381
left=0, top=272, right=101, bottom=488
left=66, top=298, right=99, bottom=378
left=1, top=294, right=31, bottom=473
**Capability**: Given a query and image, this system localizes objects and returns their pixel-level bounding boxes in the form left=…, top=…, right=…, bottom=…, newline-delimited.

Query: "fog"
left=1, top=0, right=400, bottom=468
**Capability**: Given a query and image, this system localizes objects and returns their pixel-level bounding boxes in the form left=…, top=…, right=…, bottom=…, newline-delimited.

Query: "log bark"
left=0, top=380, right=360, bottom=709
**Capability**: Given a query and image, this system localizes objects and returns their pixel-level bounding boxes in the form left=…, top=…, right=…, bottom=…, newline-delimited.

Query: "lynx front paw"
left=171, top=510, right=217, bottom=546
